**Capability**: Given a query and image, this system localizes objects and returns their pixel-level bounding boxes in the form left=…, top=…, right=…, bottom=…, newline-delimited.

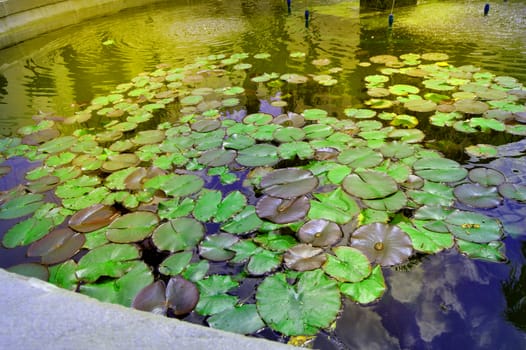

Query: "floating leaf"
left=152, top=217, right=204, bottom=252
left=298, top=219, right=342, bottom=247
left=236, top=144, right=279, bottom=167
left=445, top=210, right=502, bottom=243
left=351, top=223, right=413, bottom=266
left=221, top=205, right=262, bottom=234
left=498, top=183, right=526, bottom=202
left=159, top=251, right=193, bottom=276
left=68, top=204, right=120, bottom=233
left=284, top=244, right=326, bottom=271
left=208, top=304, right=264, bottom=334
left=398, top=220, right=454, bottom=253
left=308, top=187, right=360, bottom=225
left=256, top=195, right=310, bottom=224
left=260, top=168, right=318, bottom=199
left=196, top=275, right=239, bottom=315
left=456, top=240, right=506, bottom=263
left=256, top=270, right=340, bottom=336
left=2, top=216, right=54, bottom=248
left=337, top=147, right=383, bottom=168
left=0, top=193, right=44, bottom=219
left=454, top=183, right=501, bottom=208
left=323, top=246, right=371, bottom=282
left=342, top=170, right=398, bottom=199
left=145, top=174, right=204, bottom=197
left=76, top=243, right=141, bottom=283
left=199, top=233, right=239, bottom=261
left=339, top=265, right=386, bottom=304
left=413, top=158, right=467, bottom=182
left=106, top=211, right=159, bottom=243
left=27, top=227, right=85, bottom=265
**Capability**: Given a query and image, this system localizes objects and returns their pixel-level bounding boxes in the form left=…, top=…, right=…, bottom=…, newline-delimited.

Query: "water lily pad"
left=152, top=217, right=204, bottom=252
left=197, top=149, right=236, bottom=167
left=106, top=211, right=159, bottom=243
left=195, top=274, right=239, bottom=316
left=145, top=174, right=204, bottom=197
left=389, top=84, right=419, bottom=96
left=337, top=147, right=383, bottom=168
left=351, top=223, right=413, bottom=266
left=498, top=183, right=526, bottom=202
left=397, top=220, right=454, bottom=254
left=256, top=195, right=310, bottom=224
left=342, top=170, right=398, bottom=199
left=7, top=263, right=49, bottom=280
left=469, top=117, right=505, bottom=132
left=260, top=168, right=318, bottom=199
left=281, top=73, right=308, bottom=84
left=284, top=244, right=326, bottom=271
left=48, top=260, right=78, bottom=290
left=468, top=168, right=505, bottom=186
left=207, top=304, right=264, bottom=334
left=456, top=240, right=506, bottom=263
left=199, top=233, right=239, bottom=261
left=413, top=158, right=468, bottom=182
left=102, top=153, right=140, bottom=172
left=181, top=95, right=204, bottom=106
left=256, top=270, right=340, bottom=336
left=454, top=183, right=501, bottom=208
left=323, top=246, right=371, bottom=282
left=76, top=243, right=141, bottom=282
left=454, top=99, right=489, bottom=114
left=27, top=227, right=85, bottom=265
left=79, top=261, right=153, bottom=307
left=308, top=187, right=360, bottom=225
left=159, top=251, right=193, bottom=276
left=68, top=204, right=120, bottom=233
left=0, top=193, right=44, bottom=219
left=221, top=205, right=262, bottom=234
left=404, top=99, right=437, bottom=113
left=236, top=144, right=279, bottom=167
left=344, top=108, right=376, bottom=119
left=298, top=219, right=342, bottom=247
left=339, top=265, right=386, bottom=304
left=445, top=210, right=502, bottom=243
left=421, top=52, right=449, bottom=61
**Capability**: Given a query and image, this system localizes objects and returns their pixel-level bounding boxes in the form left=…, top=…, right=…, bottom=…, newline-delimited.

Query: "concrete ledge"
left=0, top=269, right=298, bottom=350
left=0, top=0, right=166, bottom=49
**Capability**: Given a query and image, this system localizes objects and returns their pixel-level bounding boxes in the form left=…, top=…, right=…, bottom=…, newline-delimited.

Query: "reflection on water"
left=1, top=0, right=526, bottom=349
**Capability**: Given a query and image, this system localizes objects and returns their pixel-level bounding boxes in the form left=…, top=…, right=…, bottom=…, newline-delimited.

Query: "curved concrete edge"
left=0, top=0, right=166, bottom=49
left=0, top=268, right=299, bottom=350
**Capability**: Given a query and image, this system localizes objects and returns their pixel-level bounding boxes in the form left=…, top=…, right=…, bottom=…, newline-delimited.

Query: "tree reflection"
left=502, top=241, right=526, bottom=331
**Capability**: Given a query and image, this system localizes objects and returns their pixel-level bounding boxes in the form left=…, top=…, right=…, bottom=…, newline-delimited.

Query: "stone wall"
left=0, top=0, right=166, bottom=49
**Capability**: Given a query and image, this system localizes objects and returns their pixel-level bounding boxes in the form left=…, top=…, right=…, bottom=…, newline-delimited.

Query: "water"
left=1, top=0, right=526, bottom=348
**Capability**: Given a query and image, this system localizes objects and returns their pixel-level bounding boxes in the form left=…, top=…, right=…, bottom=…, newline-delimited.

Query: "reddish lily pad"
left=68, top=204, right=120, bottom=233
left=27, top=228, right=85, bottom=265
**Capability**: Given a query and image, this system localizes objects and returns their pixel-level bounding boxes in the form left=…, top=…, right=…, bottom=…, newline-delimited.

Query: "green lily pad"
left=80, top=261, right=153, bottom=307
left=408, top=181, right=455, bottom=206
left=387, top=129, right=425, bottom=143
left=413, top=158, right=467, bottom=182
left=337, top=147, right=383, bottom=168
left=48, top=260, right=78, bottom=291
left=256, top=270, right=341, bottom=336
left=7, top=263, right=49, bottom=280
left=159, top=251, right=193, bottom=276
left=339, top=265, right=386, bottom=304
left=199, top=233, right=239, bottom=261
left=196, top=274, right=239, bottom=315
left=152, top=217, right=204, bottom=252
left=236, top=144, right=279, bottom=167
left=40, top=136, right=77, bottom=153
left=221, top=205, right=262, bottom=234
left=389, top=84, right=420, bottom=96
left=145, top=174, right=204, bottom=197
left=456, top=240, right=506, bottom=263
left=76, top=243, right=141, bottom=283
left=2, top=216, right=54, bottom=248
left=308, top=187, right=360, bottom=225
left=323, top=246, right=371, bottom=282
left=208, top=304, right=265, bottom=334
left=404, top=99, right=437, bottom=113
left=445, top=210, right=502, bottom=243
left=344, top=108, right=376, bottom=119
left=342, top=170, right=398, bottom=199
left=469, top=117, right=505, bottom=132
left=0, top=193, right=44, bottom=219
left=398, top=220, right=454, bottom=253
left=464, top=144, right=499, bottom=159
left=106, top=211, right=159, bottom=243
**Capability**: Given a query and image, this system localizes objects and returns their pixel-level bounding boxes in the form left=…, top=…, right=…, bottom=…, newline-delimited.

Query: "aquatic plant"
left=1, top=49, right=524, bottom=338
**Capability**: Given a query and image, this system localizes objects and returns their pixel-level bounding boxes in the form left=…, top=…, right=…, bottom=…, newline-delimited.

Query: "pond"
left=1, top=0, right=526, bottom=348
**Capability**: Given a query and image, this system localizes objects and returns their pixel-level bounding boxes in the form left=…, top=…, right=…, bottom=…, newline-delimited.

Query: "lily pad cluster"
left=0, top=50, right=519, bottom=338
